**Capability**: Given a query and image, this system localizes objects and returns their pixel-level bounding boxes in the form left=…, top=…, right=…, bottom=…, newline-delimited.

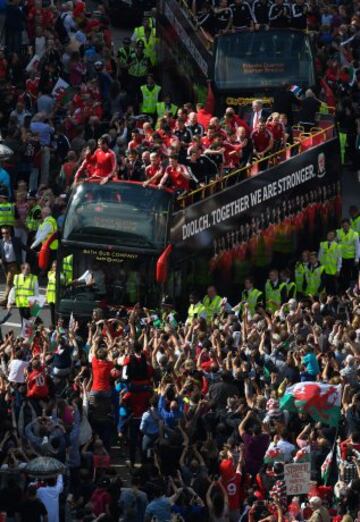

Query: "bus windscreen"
left=63, top=182, right=172, bottom=250
left=214, top=31, right=315, bottom=90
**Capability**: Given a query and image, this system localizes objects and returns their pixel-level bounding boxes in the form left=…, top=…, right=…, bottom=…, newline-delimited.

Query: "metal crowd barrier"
left=177, top=125, right=335, bottom=208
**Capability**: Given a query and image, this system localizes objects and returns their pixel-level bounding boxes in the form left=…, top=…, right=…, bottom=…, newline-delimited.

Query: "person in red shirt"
left=219, top=448, right=243, bottom=520
left=251, top=120, right=274, bottom=170
left=26, top=359, right=49, bottom=399
left=223, top=107, right=250, bottom=136
left=90, top=347, right=114, bottom=398
left=74, top=141, right=97, bottom=183
left=159, top=154, right=192, bottom=193
left=266, top=113, right=285, bottom=151
left=143, top=152, right=163, bottom=187
left=91, top=134, right=118, bottom=184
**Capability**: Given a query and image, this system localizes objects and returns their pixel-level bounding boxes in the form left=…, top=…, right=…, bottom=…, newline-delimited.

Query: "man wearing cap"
left=308, top=496, right=330, bottom=522
left=117, top=37, right=135, bottom=85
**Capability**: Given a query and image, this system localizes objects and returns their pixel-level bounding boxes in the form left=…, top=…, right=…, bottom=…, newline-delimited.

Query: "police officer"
left=128, top=41, right=152, bottom=99
left=0, top=190, right=15, bottom=228
left=203, top=285, right=222, bottom=320
left=294, top=250, right=309, bottom=296
left=186, top=291, right=207, bottom=324
left=350, top=205, right=360, bottom=235
left=304, top=252, right=325, bottom=297
left=7, top=262, right=39, bottom=323
left=25, top=193, right=42, bottom=239
left=30, top=206, right=58, bottom=263
left=140, top=74, right=161, bottom=119
left=336, top=219, right=360, bottom=291
left=240, top=277, right=263, bottom=317
left=280, top=268, right=297, bottom=300
left=131, top=16, right=157, bottom=66
left=319, top=230, right=342, bottom=295
left=117, top=36, right=135, bottom=85
left=265, top=269, right=287, bottom=314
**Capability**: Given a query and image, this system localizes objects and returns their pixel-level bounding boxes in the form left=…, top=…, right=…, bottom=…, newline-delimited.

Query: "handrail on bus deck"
left=177, top=125, right=335, bottom=207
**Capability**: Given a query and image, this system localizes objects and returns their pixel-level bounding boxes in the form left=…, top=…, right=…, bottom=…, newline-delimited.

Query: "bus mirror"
left=38, top=231, right=58, bottom=270
left=156, top=244, right=173, bottom=284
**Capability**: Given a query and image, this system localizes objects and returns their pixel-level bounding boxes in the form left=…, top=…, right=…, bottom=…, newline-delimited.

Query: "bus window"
left=214, top=30, right=315, bottom=91
left=58, top=248, right=161, bottom=309
left=63, top=182, right=172, bottom=250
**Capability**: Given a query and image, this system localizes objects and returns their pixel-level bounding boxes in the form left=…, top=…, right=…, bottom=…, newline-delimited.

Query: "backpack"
left=55, top=13, right=70, bottom=45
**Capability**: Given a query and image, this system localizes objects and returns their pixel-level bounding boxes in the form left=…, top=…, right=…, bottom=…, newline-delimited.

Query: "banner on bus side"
left=170, top=137, right=341, bottom=252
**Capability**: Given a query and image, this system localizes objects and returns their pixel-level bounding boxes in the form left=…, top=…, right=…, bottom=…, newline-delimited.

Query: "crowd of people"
left=0, top=0, right=357, bottom=521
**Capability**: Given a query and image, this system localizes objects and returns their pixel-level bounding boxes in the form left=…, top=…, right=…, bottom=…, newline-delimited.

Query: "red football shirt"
left=91, top=358, right=114, bottom=392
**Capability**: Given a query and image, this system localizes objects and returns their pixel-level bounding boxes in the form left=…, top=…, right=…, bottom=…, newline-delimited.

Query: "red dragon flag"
left=279, top=382, right=341, bottom=427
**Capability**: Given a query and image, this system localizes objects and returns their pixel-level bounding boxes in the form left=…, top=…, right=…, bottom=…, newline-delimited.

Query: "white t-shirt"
left=8, top=359, right=29, bottom=383
left=267, top=439, right=296, bottom=463
left=36, top=475, right=63, bottom=522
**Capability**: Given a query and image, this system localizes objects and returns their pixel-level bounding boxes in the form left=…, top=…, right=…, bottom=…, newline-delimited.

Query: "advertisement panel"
left=171, top=139, right=341, bottom=260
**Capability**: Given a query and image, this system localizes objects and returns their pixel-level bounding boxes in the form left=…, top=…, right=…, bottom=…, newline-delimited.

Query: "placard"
left=284, top=462, right=311, bottom=495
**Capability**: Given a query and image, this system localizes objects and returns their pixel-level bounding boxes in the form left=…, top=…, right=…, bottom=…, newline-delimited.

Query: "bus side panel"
left=170, top=138, right=341, bottom=301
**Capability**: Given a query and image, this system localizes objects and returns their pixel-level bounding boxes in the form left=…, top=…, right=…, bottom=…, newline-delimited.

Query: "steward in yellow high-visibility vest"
left=294, top=251, right=309, bottom=296
left=186, top=292, right=207, bottom=324
left=47, top=260, right=63, bottom=326
left=319, top=231, right=342, bottom=295
left=140, top=76, right=161, bottom=116
left=202, top=286, right=222, bottom=320
left=265, top=269, right=287, bottom=314
left=280, top=268, right=297, bottom=300
left=304, top=252, right=325, bottom=297
left=8, top=263, right=38, bottom=322
left=156, top=99, right=178, bottom=119
left=238, top=277, right=263, bottom=317
left=336, top=219, right=360, bottom=290
left=350, top=205, right=360, bottom=235
left=0, top=192, right=15, bottom=228
left=30, top=207, right=58, bottom=252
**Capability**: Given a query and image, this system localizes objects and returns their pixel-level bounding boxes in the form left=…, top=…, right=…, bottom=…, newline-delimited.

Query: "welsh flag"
left=294, top=445, right=311, bottom=463
left=321, top=444, right=338, bottom=485
left=264, top=445, right=284, bottom=464
left=28, top=295, right=45, bottom=318
left=279, top=382, right=341, bottom=427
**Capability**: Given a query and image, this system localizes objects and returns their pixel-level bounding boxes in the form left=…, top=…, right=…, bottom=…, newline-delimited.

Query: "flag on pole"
left=321, top=444, right=338, bottom=485
left=28, top=295, right=45, bottom=318
left=279, top=382, right=341, bottom=427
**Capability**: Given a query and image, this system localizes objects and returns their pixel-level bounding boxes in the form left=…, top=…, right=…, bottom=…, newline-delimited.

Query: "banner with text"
left=284, top=462, right=311, bottom=495
left=170, top=138, right=341, bottom=253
